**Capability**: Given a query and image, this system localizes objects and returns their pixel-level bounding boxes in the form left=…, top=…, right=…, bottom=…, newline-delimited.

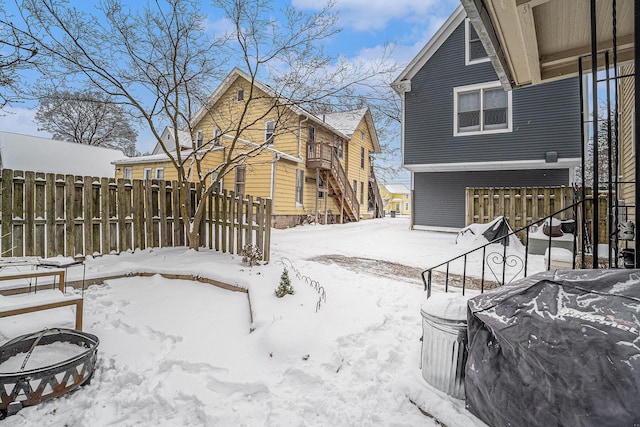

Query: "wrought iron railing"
left=422, top=198, right=594, bottom=297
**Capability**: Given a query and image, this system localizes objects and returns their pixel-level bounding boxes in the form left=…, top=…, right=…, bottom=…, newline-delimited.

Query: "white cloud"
left=293, top=0, right=452, bottom=32
left=0, top=107, right=51, bottom=138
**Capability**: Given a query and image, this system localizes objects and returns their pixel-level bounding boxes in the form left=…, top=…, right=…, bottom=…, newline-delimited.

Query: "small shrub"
left=275, top=268, right=295, bottom=298
left=241, top=244, right=263, bottom=267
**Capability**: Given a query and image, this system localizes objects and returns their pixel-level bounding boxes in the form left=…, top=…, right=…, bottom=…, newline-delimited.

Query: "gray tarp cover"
left=466, top=269, right=640, bottom=427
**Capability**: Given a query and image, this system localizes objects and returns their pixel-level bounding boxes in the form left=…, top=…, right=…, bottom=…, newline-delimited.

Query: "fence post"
left=264, top=198, right=272, bottom=262
left=236, top=193, right=243, bottom=254
left=159, top=180, right=168, bottom=247
left=45, top=173, right=56, bottom=257
left=64, top=174, right=75, bottom=258
left=228, top=191, right=235, bottom=254
left=83, top=176, right=93, bottom=257
left=214, top=191, right=220, bottom=252
left=171, top=181, right=181, bottom=246
left=256, top=197, right=264, bottom=256
left=246, top=195, right=253, bottom=247
left=100, top=178, right=110, bottom=254
left=24, top=171, right=35, bottom=256
left=133, top=179, right=145, bottom=250
left=221, top=190, right=227, bottom=254
left=465, top=188, right=472, bottom=226
left=1, top=169, right=13, bottom=256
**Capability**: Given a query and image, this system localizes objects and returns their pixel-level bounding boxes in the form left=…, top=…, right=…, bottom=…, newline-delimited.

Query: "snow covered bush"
left=241, top=244, right=263, bottom=266
left=275, top=268, right=294, bottom=298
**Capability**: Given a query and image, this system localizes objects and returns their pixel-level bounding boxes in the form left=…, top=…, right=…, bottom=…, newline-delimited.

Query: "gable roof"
left=323, top=107, right=381, bottom=154
left=152, top=127, right=192, bottom=155
left=0, top=131, right=127, bottom=177
left=191, top=68, right=383, bottom=153
left=392, top=5, right=465, bottom=92
left=383, top=183, right=410, bottom=195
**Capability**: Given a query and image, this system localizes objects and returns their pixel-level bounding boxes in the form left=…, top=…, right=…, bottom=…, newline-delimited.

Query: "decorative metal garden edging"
left=277, top=258, right=327, bottom=312
left=0, top=328, right=99, bottom=417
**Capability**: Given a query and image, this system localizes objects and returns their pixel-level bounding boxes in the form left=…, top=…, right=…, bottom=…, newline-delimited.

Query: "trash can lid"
left=421, top=292, right=474, bottom=321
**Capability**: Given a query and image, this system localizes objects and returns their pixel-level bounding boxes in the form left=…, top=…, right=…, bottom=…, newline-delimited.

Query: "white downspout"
left=299, top=116, right=309, bottom=159
left=271, top=153, right=279, bottom=209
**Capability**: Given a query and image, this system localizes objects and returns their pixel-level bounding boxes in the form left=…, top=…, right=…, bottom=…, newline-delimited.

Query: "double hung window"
left=295, top=169, right=304, bottom=205
left=265, top=120, right=275, bottom=145
left=235, top=166, right=246, bottom=195
left=454, top=82, right=511, bottom=136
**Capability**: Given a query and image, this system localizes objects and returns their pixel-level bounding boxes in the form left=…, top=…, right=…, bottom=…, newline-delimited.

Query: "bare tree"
left=13, top=0, right=391, bottom=250
left=35, top=90, right=137, bottom=155
left=0, top=1, right=37, bottom=107
left=576, top=106, right=617, bottom=190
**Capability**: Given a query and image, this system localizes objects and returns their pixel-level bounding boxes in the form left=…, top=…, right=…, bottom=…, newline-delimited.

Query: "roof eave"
left=391, top=5, right=466, bottom=90
left=461, top=0, right=517, bottom=90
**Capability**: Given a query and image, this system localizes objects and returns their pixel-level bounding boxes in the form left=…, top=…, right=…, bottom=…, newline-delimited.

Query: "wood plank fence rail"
left=0, top=169, right=271, bottom=261
left=465, top=186, right=609, bottom=244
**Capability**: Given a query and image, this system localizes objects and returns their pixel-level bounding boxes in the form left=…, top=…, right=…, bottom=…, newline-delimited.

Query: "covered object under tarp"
left=466, top=269, right=640, bottom=427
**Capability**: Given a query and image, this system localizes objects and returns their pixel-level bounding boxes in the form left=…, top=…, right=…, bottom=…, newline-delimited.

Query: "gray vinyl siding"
left=414, top=169, right=570, bottom=228
left=404, top=22, right=581, bottom=166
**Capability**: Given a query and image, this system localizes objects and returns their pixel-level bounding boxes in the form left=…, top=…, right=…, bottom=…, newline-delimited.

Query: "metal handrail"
left=422, top=198, right=592, bottom=297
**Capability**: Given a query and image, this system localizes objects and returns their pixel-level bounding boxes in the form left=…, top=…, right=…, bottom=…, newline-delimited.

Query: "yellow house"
left=113, top=68, right=384, bottom=228
left=379, top=183, right=411, bottom=216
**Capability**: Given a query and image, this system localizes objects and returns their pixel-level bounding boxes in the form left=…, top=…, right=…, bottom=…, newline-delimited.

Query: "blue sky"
left=0, top=0, right=459, bottom=172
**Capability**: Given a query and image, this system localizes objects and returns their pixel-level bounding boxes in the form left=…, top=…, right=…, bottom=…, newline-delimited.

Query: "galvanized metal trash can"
left=420, top=294, right=469, bottom=399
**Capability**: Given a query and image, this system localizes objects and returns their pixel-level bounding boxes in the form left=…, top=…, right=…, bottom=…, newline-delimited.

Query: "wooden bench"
left=0, top=270, right=83, bottom=331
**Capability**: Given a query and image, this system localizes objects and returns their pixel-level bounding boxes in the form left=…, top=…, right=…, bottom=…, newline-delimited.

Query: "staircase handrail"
left=421, top=198, right=591, bottom=297
left=328, top=144, right=359, bottom=219
left=368, top=169, right=384, bottom=217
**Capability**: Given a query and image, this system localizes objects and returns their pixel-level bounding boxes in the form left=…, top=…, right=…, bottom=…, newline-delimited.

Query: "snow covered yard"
left=0, top=217, right=493, bottom=426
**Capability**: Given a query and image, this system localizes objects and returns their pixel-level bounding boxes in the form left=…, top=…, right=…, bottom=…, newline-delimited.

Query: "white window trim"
left=196, top=129, right=203, bottom=148
left=155, top=168, right=164, bottom=179
left=465, top=19, right=490, bottom=66
left=213, top=127, right=221, bottom=146
left=143, top=167, right=152, bottom=179
left=265, top=120, right=275, bottom=145
left=123, top=167, right=132, bottom=180
left=295, top=169, right=304, bottom=206
left=453, top=81, right=512, bottom=137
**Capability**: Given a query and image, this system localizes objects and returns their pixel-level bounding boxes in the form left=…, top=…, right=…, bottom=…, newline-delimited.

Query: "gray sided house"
left=392, top=5, right=581, bottom=230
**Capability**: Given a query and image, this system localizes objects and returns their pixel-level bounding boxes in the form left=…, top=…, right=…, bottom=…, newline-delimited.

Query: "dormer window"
left=465, top=19, right=489, bottom=65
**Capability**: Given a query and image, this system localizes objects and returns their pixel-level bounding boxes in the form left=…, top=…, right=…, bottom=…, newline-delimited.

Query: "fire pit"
left=0, top=328, right=99, bottom=417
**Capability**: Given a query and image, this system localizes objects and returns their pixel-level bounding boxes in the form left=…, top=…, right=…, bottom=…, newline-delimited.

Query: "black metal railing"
left=422, top=198, right=593, bottom=297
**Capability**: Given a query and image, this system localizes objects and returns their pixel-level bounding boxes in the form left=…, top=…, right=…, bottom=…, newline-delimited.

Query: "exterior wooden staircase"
left=307, top=141, right=359, bottom=223
left=368, top=165, right=384, bottom=218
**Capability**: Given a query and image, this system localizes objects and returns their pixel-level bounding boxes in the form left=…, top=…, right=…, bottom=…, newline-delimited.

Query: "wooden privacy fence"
left=0, top=169, right=271, bottom=261
left=466, top=186, right=609, bottom=243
